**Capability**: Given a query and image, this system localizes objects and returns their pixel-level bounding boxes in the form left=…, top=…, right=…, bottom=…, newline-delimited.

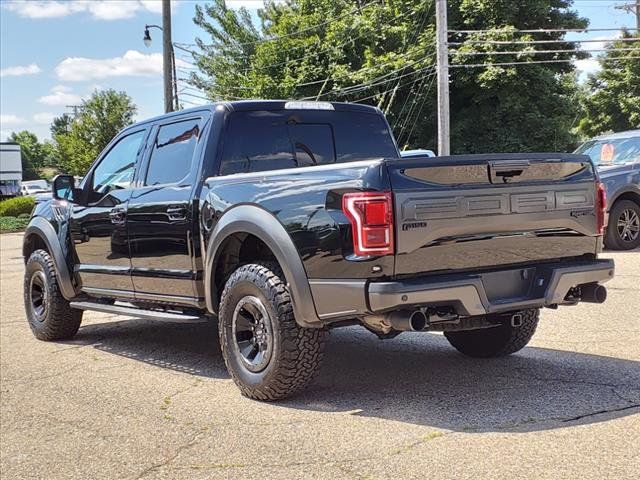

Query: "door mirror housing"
left=52, top=175, right=79, bottom=202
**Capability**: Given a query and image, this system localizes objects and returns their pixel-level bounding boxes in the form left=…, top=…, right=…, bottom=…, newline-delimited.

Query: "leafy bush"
left=18, top=213, right=31, bottom=219
left=0, top=196, right=35, bottom=217
left=0, top=216, right=30, bottom=233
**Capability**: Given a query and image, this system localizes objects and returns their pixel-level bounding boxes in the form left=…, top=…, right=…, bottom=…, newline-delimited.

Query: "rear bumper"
left=309, top=259, right=614, bottom=321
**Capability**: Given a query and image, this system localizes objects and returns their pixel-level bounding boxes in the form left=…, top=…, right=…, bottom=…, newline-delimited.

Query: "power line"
left=351, top=73, right=434, bottom=104
left=450, top=55, right=640, bottom=68
left=386, top=1, right=434, bottom=121
left=451, top=47, right=639, bottom=56
left=398, top=75, right=437, bottom=147
left=448, top=27, right=639, bottom=34
left=305, top=58, right=437, bottom=100
left=448, top=37, right=640, bottom=46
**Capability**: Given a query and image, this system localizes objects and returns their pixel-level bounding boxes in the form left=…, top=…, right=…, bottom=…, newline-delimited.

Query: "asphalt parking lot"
left=1, top=232, right=638, bottom=479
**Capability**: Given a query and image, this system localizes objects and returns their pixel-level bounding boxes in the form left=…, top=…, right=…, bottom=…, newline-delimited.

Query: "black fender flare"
left=204, top=204, right=322, bottom=328
left=23, top=217, right=78, bottom=300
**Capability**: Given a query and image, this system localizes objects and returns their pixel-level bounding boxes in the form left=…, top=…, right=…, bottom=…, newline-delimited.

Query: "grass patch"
left=0, top=216, right=29, bottom=233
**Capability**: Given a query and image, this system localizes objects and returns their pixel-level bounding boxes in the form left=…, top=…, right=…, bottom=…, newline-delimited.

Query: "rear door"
left=126, top=114, right=208, bottom=305
left=387, top=153, right=600, bottom=276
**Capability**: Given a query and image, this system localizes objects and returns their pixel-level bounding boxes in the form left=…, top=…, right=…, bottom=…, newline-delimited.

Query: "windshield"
left=574, top=135, right=640, bottom=166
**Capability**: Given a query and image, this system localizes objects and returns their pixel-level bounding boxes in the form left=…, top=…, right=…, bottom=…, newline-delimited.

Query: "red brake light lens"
left=342, top=192, right=394, bottom=256
left=596, top=181, right=606, bottom=235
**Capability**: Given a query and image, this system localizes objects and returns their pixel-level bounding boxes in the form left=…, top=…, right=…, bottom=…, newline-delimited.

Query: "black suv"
left=23, top=101, right=613, bottom=400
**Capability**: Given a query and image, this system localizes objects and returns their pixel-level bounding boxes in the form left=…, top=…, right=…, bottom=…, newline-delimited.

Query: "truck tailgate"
left=387, top=153, right=600, bottom=276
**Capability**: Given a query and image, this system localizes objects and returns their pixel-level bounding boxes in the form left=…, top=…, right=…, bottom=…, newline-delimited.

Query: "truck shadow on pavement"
left=68, top=319, right=640, bottom=433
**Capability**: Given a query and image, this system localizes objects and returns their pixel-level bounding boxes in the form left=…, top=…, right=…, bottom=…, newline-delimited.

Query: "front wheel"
left=444, top=309, right=539, bottom=358
left=24, top=249, right=83, bottom=341
left=218, top=263, right=326, bottom=400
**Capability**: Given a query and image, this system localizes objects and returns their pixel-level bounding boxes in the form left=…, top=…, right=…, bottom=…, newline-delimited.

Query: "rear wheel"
left=218, top=263, right=326, bottom=400
left=444, top=309, right=539, bottom=358
left=605, top=200, right=640, bottom=250
left=24, top=249, right=83, bottom=341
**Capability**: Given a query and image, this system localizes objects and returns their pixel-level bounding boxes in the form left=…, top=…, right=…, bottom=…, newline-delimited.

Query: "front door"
left=126, top=116, right=205, bottom=304
left=70, top=128, right=147, bottom=293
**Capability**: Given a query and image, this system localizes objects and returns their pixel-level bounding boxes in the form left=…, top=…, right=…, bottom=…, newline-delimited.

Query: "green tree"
left=53, top=89, right=137, bottom=175
left=8, top=131, right=44, bottom=180
left=577, top=32, right=640, bottom=137
left=50, top=113, right=73, bottom=137
left=190, top=0, right=587, bottom=153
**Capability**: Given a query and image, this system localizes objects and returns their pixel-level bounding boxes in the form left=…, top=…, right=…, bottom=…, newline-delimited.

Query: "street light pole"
left=161, top=0, right=173, bottom=113
left=143, top=0, right=176, bottom=112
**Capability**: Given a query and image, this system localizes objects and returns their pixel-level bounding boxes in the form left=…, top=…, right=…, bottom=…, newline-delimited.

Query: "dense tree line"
left=189, top=0, right=638, bottom=153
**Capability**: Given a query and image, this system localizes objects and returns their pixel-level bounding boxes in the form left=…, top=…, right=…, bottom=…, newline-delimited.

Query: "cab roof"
left=127, top=100, right=382, bottom=130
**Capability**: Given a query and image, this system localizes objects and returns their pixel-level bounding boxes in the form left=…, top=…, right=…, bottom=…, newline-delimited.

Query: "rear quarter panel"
left=202, top=161, right=394, bottom=279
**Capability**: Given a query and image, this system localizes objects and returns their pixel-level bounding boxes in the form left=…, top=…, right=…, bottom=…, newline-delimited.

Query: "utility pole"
left=162, top=0, right=174, bottom=113
left=615, top=2, right=640, bottom=30
left=435, top=0, right=450, bottom=156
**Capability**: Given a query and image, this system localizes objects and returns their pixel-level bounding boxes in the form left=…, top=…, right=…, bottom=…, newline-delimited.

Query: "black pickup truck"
left=23, top=101, right=614, bottom=400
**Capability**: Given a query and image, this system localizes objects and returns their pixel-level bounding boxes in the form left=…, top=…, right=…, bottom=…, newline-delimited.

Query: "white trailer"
left=0, top=143, right=22, bottom=198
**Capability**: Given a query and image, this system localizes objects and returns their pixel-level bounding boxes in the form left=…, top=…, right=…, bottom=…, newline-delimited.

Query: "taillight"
left=596, top=181, right=606, bottom=235
left=342, top=191, right=394, bottom=256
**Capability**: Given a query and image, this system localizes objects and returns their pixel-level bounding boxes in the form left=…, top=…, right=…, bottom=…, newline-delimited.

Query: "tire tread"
left=219, top=263, right=325, bottom=401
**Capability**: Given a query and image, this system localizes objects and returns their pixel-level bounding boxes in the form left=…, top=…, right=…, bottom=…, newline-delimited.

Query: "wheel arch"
left=607, top=185, right=640, bottom=210
left=204, top=204, right=322, bottom=328
left=23, top=217, right=77, bottom=300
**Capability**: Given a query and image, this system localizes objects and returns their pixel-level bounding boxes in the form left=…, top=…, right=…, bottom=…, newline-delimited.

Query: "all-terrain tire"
left=444, top=309, right=539, bottom=358
left=218, top=263, right=326, bottom=401
left=604, top=199, right=640, bottom=251
left=24, top=249, right=82, bottom=341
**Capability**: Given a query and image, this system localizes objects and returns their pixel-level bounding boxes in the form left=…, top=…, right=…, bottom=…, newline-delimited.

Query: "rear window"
left=219, top=110, right=397, bottom=175
left=575, top=136, right=640, bottom=166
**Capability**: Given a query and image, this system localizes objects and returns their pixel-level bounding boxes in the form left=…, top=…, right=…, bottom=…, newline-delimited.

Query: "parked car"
left=21, top=180, right=49, bottom=196
left=23, top=101, right=613, bottom=400
left=574, top=130, right=640, bottom=250
left=400, top=148, right=436, bottom=158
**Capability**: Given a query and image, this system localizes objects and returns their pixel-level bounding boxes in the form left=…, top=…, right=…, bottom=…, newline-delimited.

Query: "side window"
left=145, top=119, right=201, bottom=185
left=92, top=130, right=145, bottom=195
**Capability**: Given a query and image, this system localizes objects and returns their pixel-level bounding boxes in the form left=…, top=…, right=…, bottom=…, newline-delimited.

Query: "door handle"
left=109, top=208, right=126, bottom=225
left=166, top=206, right=187, bottom=221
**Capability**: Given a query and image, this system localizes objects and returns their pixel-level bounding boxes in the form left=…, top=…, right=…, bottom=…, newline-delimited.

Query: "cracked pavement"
left=1, top=232, right=639, bottom=479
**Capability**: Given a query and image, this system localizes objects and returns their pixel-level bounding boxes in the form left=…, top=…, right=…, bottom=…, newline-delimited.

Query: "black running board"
left=69, top=302, right=207, bottom=324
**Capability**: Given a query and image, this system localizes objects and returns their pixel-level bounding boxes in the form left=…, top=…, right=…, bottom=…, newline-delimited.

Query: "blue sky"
left=0, top=0, right=637, bottom=142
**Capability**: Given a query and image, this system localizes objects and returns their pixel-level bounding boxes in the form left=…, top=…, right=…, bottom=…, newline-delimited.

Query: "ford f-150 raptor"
left=23, top=100, right=614, bottom=400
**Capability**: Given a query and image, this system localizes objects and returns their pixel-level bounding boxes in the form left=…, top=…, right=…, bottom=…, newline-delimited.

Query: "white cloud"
left=0, top=114, right=27, bottom=126
left=0, top=63, right=42, bottom=77
left=33, top=112, right=57, bottom=125
left=55, top=50, right=188, bottom=81
left=38, top=85, right=83, bottom=106
left=226, top=1, right=270, bottom=8
left=2, top=0, right=171, bottom=20
left=575, top=58, right=601, bottom=76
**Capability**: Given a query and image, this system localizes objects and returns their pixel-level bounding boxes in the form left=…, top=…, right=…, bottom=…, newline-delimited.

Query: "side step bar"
left=69, top=302, right=208, bottom=324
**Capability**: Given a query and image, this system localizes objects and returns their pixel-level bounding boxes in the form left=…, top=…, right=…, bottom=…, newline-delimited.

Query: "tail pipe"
left=388, top=309, right=428, bottom=331
left=579, top=283, right=607, bottom=304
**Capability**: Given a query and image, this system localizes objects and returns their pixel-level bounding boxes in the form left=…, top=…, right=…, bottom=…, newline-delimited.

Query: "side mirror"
left=52, top=175, right=77, bottom=202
